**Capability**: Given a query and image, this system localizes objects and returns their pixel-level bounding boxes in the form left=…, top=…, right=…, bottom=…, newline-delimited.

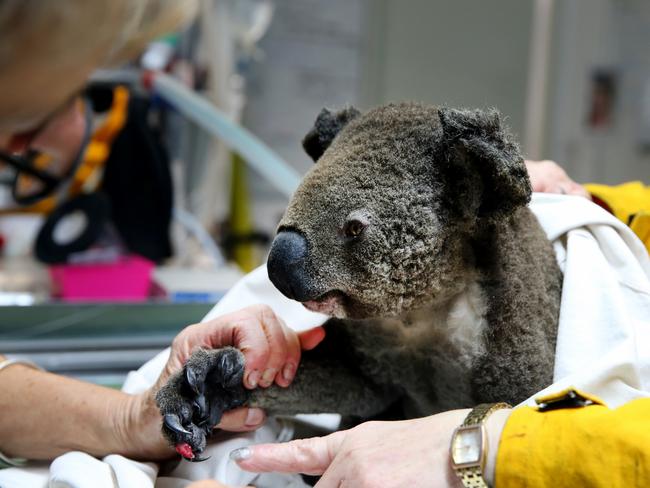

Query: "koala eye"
left=343, top=219, right=367, bottom=239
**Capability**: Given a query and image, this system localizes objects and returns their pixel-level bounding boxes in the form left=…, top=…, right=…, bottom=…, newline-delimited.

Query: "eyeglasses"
left=0, top=96, right=93, bottom=205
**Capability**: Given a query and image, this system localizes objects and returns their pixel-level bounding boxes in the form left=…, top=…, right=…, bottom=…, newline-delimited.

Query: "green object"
left=230, top=153, right=256, bottom=272
left=0, top=302, right=213, bottom=340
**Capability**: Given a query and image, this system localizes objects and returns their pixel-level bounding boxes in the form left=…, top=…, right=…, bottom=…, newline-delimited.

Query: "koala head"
left=267, top=103, right=531, bottom=319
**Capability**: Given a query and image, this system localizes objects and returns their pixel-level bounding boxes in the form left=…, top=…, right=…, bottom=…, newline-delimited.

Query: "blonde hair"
left=114, top=0, right=199, bottom=63
left=0, top=0, right=197, bottom=129
left=0, top=0, right=198, bottom=68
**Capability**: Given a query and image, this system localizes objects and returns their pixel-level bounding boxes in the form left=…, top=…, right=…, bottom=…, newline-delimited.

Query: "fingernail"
left=247, top=370, right=260, bottom=388
left=230, top=446, right=251, bottom=461
left=245, top=408, right=265, bottom=426
left=282, top=363, right=296, bottom=382
left=260, top=368, right=276, bottom=386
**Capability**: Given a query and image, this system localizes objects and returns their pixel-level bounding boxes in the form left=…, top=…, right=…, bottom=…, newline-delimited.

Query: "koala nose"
left=267, top=230, right=313, bottom=301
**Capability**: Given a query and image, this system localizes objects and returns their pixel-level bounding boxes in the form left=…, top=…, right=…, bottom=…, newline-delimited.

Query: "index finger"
left=231, top=431, right=346, bottom=476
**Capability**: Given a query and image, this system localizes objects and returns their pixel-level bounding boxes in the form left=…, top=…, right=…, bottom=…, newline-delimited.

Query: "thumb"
left=231, top=430, right=346, bottom=476
left=298, top=326, right=326, bottom=351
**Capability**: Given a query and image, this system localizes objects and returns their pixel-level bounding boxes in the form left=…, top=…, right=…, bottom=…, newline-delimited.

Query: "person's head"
left=0, top=0, right=196, bottom=162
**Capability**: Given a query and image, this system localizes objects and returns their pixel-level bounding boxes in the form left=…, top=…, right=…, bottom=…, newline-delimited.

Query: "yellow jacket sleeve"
left=584, top=181, right=650, bottom=254
left=495, top=391, right=650, bottom=487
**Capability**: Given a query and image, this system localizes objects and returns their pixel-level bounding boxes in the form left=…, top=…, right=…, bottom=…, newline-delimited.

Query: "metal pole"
left=524, top=0, right=555, bottom=159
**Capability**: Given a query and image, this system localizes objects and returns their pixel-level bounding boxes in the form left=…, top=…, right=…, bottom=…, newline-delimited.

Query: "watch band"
left=455, top=465, right=489, bottom=488
left=451, top=402, right=511, bottom=488
left=462, top=402, right=510, bottom=427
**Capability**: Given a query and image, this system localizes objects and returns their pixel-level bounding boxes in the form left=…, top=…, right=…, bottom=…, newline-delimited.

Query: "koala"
left=156, top=103, right=562, bottom=460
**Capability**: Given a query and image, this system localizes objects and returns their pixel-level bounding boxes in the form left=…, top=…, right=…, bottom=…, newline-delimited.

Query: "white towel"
left=524, top=193, right=650, bottom=406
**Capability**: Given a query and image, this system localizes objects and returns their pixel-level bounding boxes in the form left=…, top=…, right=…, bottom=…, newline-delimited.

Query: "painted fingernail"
left=247, top=370, right=260, bottom=388
left=245, top=408, right=265, bottom=426
left=260, top=368, right=276, bottom=386
left=230, top=446, right=251, bottom=461
left=282, top=362, right=296, bottom=382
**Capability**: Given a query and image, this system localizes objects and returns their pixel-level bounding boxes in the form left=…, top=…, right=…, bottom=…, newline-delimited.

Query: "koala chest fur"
left=344, top=278, right=489, bottom=417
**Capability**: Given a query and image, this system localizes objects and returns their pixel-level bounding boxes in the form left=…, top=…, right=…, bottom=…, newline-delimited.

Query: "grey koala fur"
left=156, top=102, right=562, bottom=457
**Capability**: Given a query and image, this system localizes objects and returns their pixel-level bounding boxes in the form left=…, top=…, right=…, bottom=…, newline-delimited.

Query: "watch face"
left=451, top=426, right=483, bottom=467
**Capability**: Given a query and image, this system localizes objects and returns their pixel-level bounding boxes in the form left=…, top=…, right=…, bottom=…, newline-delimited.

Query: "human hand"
left=119, top=304, right=325, bottom=460
left=232, top=409, right=511, bottom=488
left=525, top=159, right=591, bottom=198
left=160, top=304, right=325, bottom=392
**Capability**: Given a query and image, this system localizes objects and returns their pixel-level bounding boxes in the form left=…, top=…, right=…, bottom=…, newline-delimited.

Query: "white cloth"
left=525, top=193, right=650, bottom=406
left=1, top=193, right=649, bottom=487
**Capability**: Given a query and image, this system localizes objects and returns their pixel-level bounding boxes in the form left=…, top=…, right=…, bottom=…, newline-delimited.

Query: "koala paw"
left=155, top=347, right=248, bottom=461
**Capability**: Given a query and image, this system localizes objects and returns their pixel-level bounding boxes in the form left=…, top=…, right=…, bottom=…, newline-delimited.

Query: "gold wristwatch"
left=450, top=402, right=511, bottom=488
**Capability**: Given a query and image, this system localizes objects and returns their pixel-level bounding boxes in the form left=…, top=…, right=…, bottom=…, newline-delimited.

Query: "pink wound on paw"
left=175, top=443, right=194, bottom=459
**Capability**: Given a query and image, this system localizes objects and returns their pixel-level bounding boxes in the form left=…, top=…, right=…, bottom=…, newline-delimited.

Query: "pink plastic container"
left=49, top=255, right=154, bottom=302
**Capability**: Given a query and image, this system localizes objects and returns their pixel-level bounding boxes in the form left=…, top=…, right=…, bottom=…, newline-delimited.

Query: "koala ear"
left=438, top=107, right=531, bottom=219
left=302, top=106, right=361, bottom=162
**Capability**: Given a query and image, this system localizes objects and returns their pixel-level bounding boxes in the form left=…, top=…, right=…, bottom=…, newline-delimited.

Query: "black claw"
left=163, top=414, right=191, bottom=436
left=218, top=352, right=241, bottom=387
left=186, top=367, right=204, bottom=395
left=208, top=405, right=223, bottom=427
left=193, top=393, right=207, bottom=419
left=190, top=455, right=211, bottom=462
